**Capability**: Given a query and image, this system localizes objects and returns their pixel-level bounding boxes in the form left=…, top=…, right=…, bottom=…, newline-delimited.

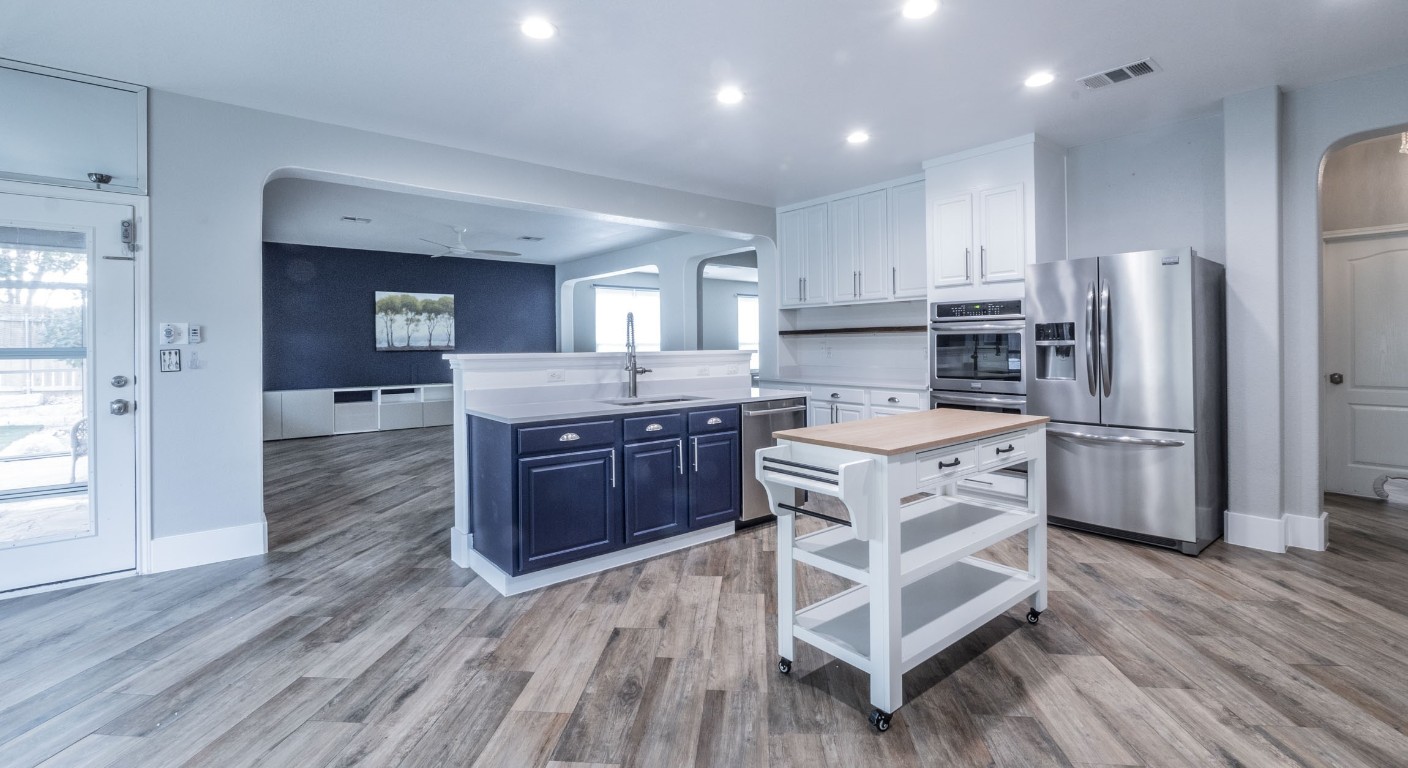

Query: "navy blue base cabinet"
left=468, top=404, right=742, bottom=576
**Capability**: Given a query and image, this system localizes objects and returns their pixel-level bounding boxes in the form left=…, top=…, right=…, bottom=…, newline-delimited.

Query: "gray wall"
left=1066, top=114, right=1227, bottom=262
left=699, top=278, right=754, bottom=350
left=1321, top=132, right=1408, bottom=232
left=572, top=271, right=661, bottom=351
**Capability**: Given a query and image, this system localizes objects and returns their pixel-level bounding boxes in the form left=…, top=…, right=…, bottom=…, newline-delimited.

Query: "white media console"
left=262, top=384, right=454, bottom=440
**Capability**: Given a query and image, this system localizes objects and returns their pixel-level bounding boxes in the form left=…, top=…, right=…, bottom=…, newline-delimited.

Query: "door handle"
left=1098, top=279, right=1112, bottom=397
left=1329, top=372, right=1344, bottom=385
left=1085, top=282, right=1098, bottom=397
left=109, top=399, right=132, bottom=416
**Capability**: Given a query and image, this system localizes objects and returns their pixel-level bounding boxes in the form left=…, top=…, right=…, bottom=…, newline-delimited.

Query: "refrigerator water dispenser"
left=1034, top=322, right=1076, bottom=380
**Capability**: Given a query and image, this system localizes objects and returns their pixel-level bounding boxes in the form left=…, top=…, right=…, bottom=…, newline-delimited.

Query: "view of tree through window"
left=595, top=285, right=660, bottom=352
left=736, top=294, right=759, bottom=370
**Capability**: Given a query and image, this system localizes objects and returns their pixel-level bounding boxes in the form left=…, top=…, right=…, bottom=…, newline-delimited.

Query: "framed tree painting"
left=374, top=291, right=455, bottom=351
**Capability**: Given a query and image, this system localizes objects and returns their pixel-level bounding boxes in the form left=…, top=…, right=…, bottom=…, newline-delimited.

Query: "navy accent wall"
left=263, top=243, right=556, bottom=390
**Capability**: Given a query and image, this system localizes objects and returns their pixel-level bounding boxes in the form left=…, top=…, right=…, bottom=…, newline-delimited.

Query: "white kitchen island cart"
left=757, top=409, right=1050, bottom=731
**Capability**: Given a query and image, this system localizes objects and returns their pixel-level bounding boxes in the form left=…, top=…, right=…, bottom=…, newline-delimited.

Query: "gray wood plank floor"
left=3, top=426, right=1408, bottom=766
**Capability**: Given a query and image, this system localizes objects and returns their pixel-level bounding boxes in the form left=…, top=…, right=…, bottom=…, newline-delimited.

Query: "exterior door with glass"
left=0, top=192, right=137, bottom=593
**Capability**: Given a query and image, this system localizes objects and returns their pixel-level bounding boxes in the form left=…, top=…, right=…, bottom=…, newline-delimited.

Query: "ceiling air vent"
left=517, top=235, right=545, bottom=241
left=1078, top=58, right=1160, bottom=90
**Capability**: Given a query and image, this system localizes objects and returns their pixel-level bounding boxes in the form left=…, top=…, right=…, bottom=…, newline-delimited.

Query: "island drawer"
left=916, top=444, right=978, bottom=484
left=688, top=407, right=739, bottom=433
left=624, top=413, right=685, bottom=441
left=978, top=433, right=1027, bottom=467
left=518, top=420, right=616, bottom=454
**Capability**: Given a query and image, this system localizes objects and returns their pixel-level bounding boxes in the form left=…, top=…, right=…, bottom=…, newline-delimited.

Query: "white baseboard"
left=147, top=521, right=268, bottom=573
left=465, top=523, right=735, bottom=596
left=450, top=526, right=471, bottom=567
left=1224, top=510, right=1328, bottom=553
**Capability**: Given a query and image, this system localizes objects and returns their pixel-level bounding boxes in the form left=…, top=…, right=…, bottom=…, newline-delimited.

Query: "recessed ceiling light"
left=901, top=0, right=939, bottom=19
left=716, top=85, right=745, bottom=105
left=846, top=130, right=871, bottom=145
left=520, top=17, right=557, bottom=39
left=1024, top=71, right=1056, bottom=88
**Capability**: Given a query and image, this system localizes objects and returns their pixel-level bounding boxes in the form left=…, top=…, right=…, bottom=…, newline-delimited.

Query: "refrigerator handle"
left=1048, top=428, right=1185, bottom=448
left=1085, top=282, right=1097, bottom=397
left=1099, top=279, right=1113, bottom=397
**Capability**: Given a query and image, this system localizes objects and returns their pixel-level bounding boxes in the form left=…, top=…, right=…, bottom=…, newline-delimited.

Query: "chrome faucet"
left=625, top=311, right=652, bottom=398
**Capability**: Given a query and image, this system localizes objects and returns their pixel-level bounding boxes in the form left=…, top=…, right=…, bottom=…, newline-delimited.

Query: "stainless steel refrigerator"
left=1025, top=248, right=1225, bottom=555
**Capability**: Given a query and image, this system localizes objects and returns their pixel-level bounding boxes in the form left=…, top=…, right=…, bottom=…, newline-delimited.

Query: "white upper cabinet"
left=888, top=181, right=927, bottom=299
left=778, top=203, right=829, bottom=307
left=778, top=176, right=926, bottom=308
left=924, top=135, right=1066, bottom=301
left=0, top=61, right=148, bottom=194
left=829, top=190, right=888, bottom=303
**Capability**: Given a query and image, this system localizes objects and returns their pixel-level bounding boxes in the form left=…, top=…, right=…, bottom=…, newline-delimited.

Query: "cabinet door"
left=808, top=402, right=835, bottom=426
left=517, top=447, right=622, bottom=573
left=889, top=181, right=928, bottom=299
left=778, top=208, right=806, bottom=307
left=624, top=439, right=688, bottom=545
left=280, top=390, right=335, bottom=439
left=980, top=184, right=1025, bottom=283
left=835, top=403, right=867, bottom=423
left=262, top=393, right=282, bottom=440
left=855, top=190, right=889, bottom=301
left=868, top=405, right=918, bottom=418
left=688, top=431, right=741, bottom=528
left=931, top=194, right=974, bottom=288
left=801, top=203, right=830, bottom=305
left=829, top=196, right=859, bottom=302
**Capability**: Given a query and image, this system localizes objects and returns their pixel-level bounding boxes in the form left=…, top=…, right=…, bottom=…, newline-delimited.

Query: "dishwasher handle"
left=744, top=405, right=808, bottom=417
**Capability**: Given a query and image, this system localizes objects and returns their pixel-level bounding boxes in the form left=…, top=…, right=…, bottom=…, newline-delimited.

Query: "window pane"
left=595, top=286, right=660, bottom=352
left=1, top=246, right=88, bottom=351
left=736, top=294, right=759, bottom=369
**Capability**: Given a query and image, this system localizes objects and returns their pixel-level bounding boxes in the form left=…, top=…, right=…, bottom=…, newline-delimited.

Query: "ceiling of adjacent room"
left=6, top=1, right=1408, bottom=206
left=262, top=178, right=685, bottom=263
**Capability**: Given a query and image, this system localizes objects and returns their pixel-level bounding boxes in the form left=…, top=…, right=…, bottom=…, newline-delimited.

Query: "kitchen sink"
left=598, top=395, right=709, bottom=406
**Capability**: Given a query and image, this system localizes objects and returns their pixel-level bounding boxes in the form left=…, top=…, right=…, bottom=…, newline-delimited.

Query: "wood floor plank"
left=550, top=628, right=662, bottom=765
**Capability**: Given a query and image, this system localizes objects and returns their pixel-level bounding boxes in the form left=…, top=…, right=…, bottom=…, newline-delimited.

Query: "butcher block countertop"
left=773, top=409, right=1050, bottom=456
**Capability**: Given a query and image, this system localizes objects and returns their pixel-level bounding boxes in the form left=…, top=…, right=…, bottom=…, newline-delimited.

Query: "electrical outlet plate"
left=726, top=364, right=741, bottom=375
left=159, top=349, right=181, bottom=372
left=546, top=369, right=566, bottom=382
left=696, top=367, right=710, bottom=376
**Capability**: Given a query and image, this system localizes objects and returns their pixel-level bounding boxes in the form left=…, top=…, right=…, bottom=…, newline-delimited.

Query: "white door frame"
left=0, top=179, right=153, bottom=585
left=1322, top=222, right=1408, bottom=499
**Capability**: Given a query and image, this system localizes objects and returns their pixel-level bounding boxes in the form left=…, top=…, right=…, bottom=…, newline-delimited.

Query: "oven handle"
left=931, top=392, right=1026, bottom=408
left=930, top=322, right=1025, bottom=333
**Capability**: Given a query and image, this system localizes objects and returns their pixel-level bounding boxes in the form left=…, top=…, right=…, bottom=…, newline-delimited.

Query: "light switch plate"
left=159, top=349, right=181, bottom=372
left=187, top=325, right=203, bottom=343
left=159, top=323, right=188, bottom=345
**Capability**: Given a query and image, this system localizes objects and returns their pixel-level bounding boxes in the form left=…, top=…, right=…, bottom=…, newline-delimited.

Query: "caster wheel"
left=778, top=658, right=792, bottom=675
left=1026, top=608, right=1042, bottom=625
left=868, top=708, right=892, bottom=732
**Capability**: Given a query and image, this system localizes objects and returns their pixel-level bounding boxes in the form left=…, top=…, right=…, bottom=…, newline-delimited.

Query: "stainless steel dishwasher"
left=740, top=397, right=809, bottom=526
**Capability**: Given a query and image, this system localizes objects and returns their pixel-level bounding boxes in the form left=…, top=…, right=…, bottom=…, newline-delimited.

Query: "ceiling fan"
left=418, top=226, right=521, bottom=259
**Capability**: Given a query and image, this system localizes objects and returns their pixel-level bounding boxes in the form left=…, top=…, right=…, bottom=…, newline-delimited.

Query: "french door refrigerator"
left=1025, top=248, right=1225, bottom=555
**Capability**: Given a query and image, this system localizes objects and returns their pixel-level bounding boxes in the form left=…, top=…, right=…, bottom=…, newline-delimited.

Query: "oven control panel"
left=931, top=299, right=1022, bottom=320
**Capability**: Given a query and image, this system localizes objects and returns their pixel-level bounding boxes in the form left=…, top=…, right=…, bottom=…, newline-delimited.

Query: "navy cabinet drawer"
left=517, top=420, right=616, bottom=454
left=624, top=413, right=685, bottom=442
left=688, top=407, right=739, bottom=434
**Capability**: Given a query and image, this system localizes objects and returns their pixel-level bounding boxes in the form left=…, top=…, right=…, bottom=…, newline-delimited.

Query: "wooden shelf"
left=793, top=558, right=1039, bottom=672
left=793, top=495, right=1037, bottom=585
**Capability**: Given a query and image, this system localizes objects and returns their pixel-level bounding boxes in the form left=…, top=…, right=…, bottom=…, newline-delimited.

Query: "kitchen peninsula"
left=446, top=350, right=805, bottom=595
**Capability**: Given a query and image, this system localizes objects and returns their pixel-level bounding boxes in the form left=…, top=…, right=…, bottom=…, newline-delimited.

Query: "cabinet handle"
left=830, top=392, right=841, bottom=399
left=996, top=444, right=1016, bottom=454
left=892, top=266, right=897, bottom=294
left=854, top=270, right=859, bottom=297
left=802, top=277, right=807, bottom=302
left=645, top=423, right=663, bottom=432
left=677, top=438, right=684, bottom=474
left=798, top=277, right=803, bottom=302
left=559, top=432, right=580, bottom=442
left=980, top=245, right=987, bottom=279
left=707, top=416, right=723, bottom=425
left=610, top=448, right=616, bottom=487
left=939, top=458, right=962, bottom=468
left=691, top=436, right=699, bottom=472
left=888, top=396, right=899, bottom=403
left=965, top=247, right=971, bottom=280
left=832, top=404, right=838, bottom=422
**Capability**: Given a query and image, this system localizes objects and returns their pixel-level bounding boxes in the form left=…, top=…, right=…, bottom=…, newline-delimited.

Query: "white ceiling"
left=6, top=1, right=1408, bottom=206
left=263, top=178, right=684, bottom=263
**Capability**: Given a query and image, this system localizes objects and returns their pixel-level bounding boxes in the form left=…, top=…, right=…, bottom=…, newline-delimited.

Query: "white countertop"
left=464, top=387, right=809, bottom=424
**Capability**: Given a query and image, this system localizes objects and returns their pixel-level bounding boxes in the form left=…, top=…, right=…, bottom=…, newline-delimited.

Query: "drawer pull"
left=995, top=445, right=1016, bottom=454
left=707, top=417, right=723, bottom=425
left=939, top=458, right=962, bottom=469
left=559, top=432, right=580, bottom=442
left=646, top=423, right=663, bottom=432
left=830, top=393, right=841, bottom=399
left=887, top=397, right=899, bottom=403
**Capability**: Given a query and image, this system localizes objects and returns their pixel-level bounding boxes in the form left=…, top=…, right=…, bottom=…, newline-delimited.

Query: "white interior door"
left=0, top=192, right=137, bottom=593
left=1324, top=232, right=1408, bottom=498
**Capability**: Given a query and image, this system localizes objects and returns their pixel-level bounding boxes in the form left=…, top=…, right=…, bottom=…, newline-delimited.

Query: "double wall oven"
left=929, top=299, right=1025, bottom=413
left=929, top=299, right=1027, bottom=499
